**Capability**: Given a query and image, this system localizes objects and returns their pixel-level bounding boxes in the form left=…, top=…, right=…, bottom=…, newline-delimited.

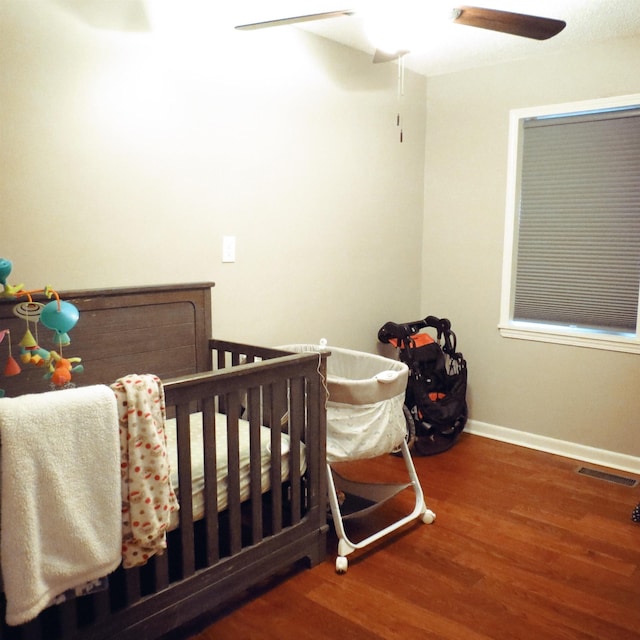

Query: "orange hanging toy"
left=46, top=351, right=84, bottom=387
left=0, top=329, right=21, bottom=377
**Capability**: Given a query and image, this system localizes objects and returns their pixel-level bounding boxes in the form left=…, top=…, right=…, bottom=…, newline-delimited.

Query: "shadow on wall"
left=52, top=0, right=151, bottom=31
left=302, top=30, right=400, bottom=92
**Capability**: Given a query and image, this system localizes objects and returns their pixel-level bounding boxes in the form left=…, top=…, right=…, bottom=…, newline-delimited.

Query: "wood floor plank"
left=174, top=434, right=640, bottom=640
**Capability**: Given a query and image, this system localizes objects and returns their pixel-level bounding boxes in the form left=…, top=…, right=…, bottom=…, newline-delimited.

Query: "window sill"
left=498, top=323, right=640, bottom=354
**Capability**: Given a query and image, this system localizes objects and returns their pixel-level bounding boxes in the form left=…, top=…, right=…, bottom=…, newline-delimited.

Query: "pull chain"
left=397, top=53, right=405, bottom=143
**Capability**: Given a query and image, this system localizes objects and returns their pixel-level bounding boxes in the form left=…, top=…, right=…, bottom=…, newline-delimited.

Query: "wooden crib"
left=0, top=283, right=328, bottom=639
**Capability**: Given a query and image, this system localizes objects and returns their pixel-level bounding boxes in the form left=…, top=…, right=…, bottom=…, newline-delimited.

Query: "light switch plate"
left=222, top=236, right=236, bottom=263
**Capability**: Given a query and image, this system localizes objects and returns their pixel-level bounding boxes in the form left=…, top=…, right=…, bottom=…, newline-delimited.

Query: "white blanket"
left=0, top=385, right=121, bottom=626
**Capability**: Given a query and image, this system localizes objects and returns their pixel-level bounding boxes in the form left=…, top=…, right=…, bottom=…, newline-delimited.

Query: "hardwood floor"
left=174, top=434, right=640, bottom=640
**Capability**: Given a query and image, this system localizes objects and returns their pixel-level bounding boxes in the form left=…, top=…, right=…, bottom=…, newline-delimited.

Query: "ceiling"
left=233, top=0, right=640, bottom=76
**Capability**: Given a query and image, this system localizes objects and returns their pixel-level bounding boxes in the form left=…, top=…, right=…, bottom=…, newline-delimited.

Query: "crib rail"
left=0, top=342, right=328, bottom=640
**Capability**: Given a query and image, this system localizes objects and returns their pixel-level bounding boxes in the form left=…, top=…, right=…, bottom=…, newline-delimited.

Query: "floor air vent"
left=577, top=467, right=638, bottom=487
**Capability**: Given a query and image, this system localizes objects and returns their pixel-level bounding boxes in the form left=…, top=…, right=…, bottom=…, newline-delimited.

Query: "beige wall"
left=2, top=3, right=638, bottom=460
left=0, top=1, right=426, bottom=351
left=422, top=37, right=640, bottom=458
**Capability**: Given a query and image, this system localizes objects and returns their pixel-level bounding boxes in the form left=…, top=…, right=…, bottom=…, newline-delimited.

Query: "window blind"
left=513, top=108, right=640, bottom=333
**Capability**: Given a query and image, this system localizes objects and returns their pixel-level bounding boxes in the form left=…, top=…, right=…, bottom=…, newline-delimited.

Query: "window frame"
left=499, top=94, right=640, bottom=355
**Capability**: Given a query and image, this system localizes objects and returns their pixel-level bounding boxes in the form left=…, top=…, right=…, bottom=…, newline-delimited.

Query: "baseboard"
left=465, top=419, right=640, bottom=475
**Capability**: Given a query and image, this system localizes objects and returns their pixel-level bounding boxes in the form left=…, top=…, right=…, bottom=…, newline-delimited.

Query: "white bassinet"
left=280, top=344, right=436, bottom=573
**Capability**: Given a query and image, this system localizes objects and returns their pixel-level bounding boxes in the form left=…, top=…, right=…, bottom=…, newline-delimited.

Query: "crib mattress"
left=164, top=412, right=306, bottom=526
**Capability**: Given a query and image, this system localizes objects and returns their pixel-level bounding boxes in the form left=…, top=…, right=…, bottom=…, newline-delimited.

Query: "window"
left=499, top=95, right=640, bottom=354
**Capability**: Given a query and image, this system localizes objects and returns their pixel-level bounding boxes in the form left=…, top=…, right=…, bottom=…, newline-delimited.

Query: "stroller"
left=378, top=315, right=468, bottom=456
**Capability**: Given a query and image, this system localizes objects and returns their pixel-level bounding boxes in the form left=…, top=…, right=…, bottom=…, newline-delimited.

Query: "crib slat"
left=247, top=386, right=264, bottom=545
left=225, top=391, right=242, bottom=556
left=306, top=358, right=327, bottom=513
left=57, top=599, right=77, bottom=636
left=175, top=403, right=195, bottom=578
left=268, top=382, right=284, bottom=536
left=215, top=350, right=227, bottom=415
left=261, top=384, right=273, bottom=427
left=288, top=376, right=304, bottom=524
left=90, top=587, right=110, bottom=624
left=124, top=567, right=141, bottom=605
left=152, top=551, right=170, bottom=591
left=201, top=396, right=220, bottom=566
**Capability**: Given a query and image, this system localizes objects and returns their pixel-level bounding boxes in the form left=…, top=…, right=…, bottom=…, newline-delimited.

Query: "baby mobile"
left=0, top=258, right=83, bottom=397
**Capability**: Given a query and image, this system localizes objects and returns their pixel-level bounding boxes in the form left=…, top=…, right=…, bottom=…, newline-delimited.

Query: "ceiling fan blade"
left=373, top=49, right=410, bottom=64
left=235, top=10, right=353, bottom=31
left=452, top=6, right=566, bottom=40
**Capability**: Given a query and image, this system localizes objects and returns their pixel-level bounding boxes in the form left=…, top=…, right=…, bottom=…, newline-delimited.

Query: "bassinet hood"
left=279, top=344, right=408, bottom=406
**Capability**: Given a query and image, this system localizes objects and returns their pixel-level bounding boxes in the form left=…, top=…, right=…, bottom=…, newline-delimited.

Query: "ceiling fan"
left=235, top=6, right=566, bottom=62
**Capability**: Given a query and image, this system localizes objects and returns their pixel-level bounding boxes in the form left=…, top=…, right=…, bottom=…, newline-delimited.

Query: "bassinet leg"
left=397, top=438, right=436, bottom=524
left=326, top=463, right=356, bottom=573
left=326, top=443, right=436, bottom=575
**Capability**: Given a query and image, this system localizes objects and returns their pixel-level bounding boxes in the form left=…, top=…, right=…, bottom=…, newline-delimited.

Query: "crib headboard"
left=0, top=282, right=214, bottom=397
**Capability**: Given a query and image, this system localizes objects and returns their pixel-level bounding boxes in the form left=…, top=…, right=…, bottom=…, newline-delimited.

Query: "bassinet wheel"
left=336, top=556, right=348, bottom=574
left=422, top=509, right=436, bottom=524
